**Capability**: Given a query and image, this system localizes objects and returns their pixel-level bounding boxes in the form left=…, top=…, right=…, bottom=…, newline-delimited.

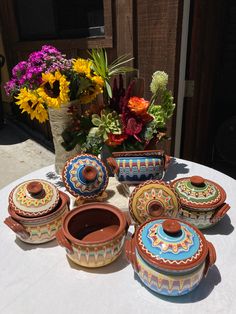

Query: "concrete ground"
left=0, top=121, right=55, bottom=189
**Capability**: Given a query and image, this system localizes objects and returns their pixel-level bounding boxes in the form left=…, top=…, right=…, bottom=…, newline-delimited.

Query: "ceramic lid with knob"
left=129, top=180, right=180, bottom=224
left=135, top=218, right=209, bottom=271
left=62, top=154, right=109, bottom=199
left=9, top=179, right=60, bottom=217
left=172, top=176, right=226, bottom=210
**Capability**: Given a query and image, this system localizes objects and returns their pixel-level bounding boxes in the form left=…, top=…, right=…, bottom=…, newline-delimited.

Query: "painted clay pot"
left=125, top=217, right=216, bottom=296
left=56, top=202, right=129, bottom=268
left=172, top=176, right=230, bottom=229
left=129, top=180, right=180, bottom=224
left=107, top=150, right=170, bottom=184
left=4, top=179, right=70, bottom=244
left=62, top=153, right=109, bottom=200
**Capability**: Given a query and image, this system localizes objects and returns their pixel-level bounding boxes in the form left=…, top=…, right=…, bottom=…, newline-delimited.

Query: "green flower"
left=91, top=110, right=122, bottom=141
left=150, top=71, right=168, bottom=94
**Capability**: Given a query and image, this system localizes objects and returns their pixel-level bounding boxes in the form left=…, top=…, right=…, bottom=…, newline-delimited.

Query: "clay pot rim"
left=62, top=202, right=126, bottom=245
left=171, top=177, right=226, bottom=210
left=8, top=191, right=69, bottom=222
left=8, top=179, right=60, bottom=218
left=129, top=180, right=181, bottom=224
left=62, top=153, right=108, bottom=198
left=135, top=217, right=209, bottom=272
left=112, top=149, right=164, bottom=158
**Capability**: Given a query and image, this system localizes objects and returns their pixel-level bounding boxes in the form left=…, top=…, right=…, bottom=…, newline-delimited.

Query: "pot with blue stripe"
left=107, top=150, right=170, bottom=184
left=125, top=217, right=216, bottom=296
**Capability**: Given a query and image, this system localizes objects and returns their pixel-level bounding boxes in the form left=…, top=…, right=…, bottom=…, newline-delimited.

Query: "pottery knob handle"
left=204, top=241, right=217, bottom=276
left=163, top=219, right=181, bottom=235
left=4, top=216, right=30, bottom=239
left=56, top=229, right=73, bottom=254
left=125, top=237, right=139, bottom=273
left=210, top=203, right=230, bottom=224
left=27, top=181, right=43, bottom=195
left=190, top=176, right=205, bottom=186
left=164, top=155, right=171, bottom=171
left=82, top=166, right=97, bottom=182
left=147, top=201, right=165, bottom=218
left=107, top=157, right=119, bottom=175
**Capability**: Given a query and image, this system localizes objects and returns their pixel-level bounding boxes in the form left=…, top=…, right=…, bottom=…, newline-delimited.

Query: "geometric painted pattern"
left=66, top=231, right=126, bottom=268
left=136, top=251, right=205, bottom=296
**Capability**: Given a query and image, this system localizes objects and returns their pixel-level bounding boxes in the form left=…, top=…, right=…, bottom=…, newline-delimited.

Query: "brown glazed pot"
left=125, top=217, right=216, bottom=296
left=56, top=202, right=129, bottom=268
left=4, top=179, right=70, bottom=244
left=172, top=176, right=230, bottom=229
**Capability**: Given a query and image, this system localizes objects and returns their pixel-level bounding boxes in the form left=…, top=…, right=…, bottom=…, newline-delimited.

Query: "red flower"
left=106, top=133, right=128, bottom=147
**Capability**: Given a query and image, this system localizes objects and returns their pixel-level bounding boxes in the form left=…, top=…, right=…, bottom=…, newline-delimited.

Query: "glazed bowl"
left=62, top=153, right=109, bottom=200
left=125, top=217, right=216, bottom=296
left=4, top=180, right=70, bottom=244
left=56, top=203, right=129, bottom=268
left=172, top=176, right=230, bottom=229
left=107, top=150, right=170, bottom=184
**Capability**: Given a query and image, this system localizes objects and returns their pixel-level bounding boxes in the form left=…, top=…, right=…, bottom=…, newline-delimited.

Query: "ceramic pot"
left=107, top=150, right=170, bottom=185
left=172, top=176, right=230, bottom=229
left=56, top=203, right=129, bottom=268
left=125, top=217, right=216, bottom=296
left=62, top=153, right=109, bottom=200
left=129, top=180, right=180, bottom=224
left=4, top=179, right=70, bottom=244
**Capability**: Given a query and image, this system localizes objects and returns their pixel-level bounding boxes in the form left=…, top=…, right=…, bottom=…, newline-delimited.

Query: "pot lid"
left=129, top=180, right=180, bottom=224
left=62, top=154, right=108, bottom=199
left=9, top=179, right=60, bottom=217
left=136, top=218, right=208, bottom=271
left=172, top=176, right=226, bottom=210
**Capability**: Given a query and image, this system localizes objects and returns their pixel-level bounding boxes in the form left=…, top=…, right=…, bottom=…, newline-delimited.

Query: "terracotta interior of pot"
left=67, top=208, right=120, bottom=242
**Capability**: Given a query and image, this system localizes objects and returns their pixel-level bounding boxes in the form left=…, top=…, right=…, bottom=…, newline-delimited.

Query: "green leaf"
left=105, top=81, right=112, bottom=98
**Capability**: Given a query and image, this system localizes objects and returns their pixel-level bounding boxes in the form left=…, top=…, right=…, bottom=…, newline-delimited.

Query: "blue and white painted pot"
left=62, top=154, right=109, bottom=200
left=107, top=150, right=170, bottom=184
left=125, top=217, right=216, bottom=296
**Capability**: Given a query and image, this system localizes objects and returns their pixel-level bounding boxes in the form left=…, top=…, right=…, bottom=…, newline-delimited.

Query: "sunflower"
left=15, top=88, right=48, bottom=123
left=78, top=82, right=103, bottom=104
left=72, top=58, right=92, bottom=77
left=39, top=71, right=70, bottom=108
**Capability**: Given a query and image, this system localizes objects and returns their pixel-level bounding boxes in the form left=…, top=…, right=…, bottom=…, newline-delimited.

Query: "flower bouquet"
left=62, top=54, right=175, bottom=155
left=5, top=45, right=175, bottom=173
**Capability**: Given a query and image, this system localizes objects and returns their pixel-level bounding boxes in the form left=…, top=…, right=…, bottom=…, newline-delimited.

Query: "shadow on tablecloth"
left=163, top=158, right=190, bottom=182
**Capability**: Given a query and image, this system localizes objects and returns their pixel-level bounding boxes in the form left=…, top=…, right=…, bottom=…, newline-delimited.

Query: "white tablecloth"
left=0, top=158, right=236, bottom=314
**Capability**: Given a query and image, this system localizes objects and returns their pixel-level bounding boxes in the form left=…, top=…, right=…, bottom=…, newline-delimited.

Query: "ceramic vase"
left=48, top=100, right=81, bottom=175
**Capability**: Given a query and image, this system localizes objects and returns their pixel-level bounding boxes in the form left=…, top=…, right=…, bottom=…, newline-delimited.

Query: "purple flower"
left=41, top=45, right=61, bottom=55
left=12, top=61, right=28, bottom=78
left=4, top=79, right=18, bottom=96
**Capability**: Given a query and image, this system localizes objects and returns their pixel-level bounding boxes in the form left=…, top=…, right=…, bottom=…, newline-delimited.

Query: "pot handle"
left=56, top=229, right=73, bottom=254
left=4, top=216, right=30, bottom=240
left=164, top=155, right=171, bottom=171
left=210, top=203, right=230, bottom=224
left=107, top=157, right=119, bottom=175
left=125, top=236, right=139, bottom=273
left=204, top=241, right=217, bottom=276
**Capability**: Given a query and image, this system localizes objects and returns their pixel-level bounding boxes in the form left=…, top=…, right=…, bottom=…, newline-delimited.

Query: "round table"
left=0, top=158, right=235, bottom=314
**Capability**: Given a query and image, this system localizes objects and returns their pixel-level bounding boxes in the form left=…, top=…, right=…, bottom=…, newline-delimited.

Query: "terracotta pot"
left=129, top=180, right=180, bottom=224
left=125, top=217, right=216, bottom=296
left=107, top=150, right=170, bottom=185
left=56, top=202, right=129, bottom=268
left=4, top=179, right=70, bottom=244
left=172, top=176, right=230, bottom=229
left=62, top=153, right=109, bottom=200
